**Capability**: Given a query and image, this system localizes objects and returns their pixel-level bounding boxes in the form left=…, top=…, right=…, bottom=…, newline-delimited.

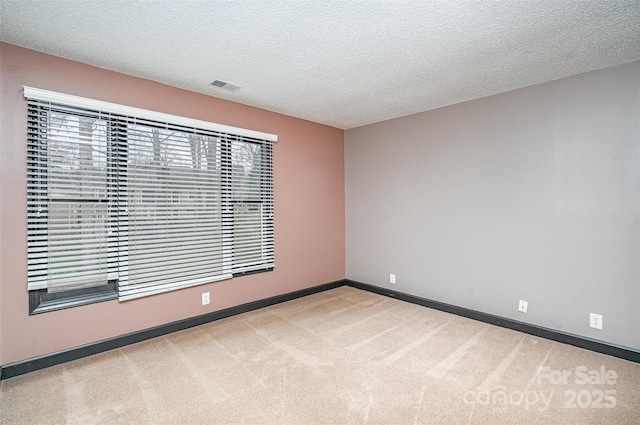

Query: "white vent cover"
left=211, top=79, right=242, bottom=92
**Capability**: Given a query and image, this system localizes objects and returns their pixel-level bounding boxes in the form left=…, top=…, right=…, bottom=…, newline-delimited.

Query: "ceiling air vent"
left=210, top=79, right=242, bottom=92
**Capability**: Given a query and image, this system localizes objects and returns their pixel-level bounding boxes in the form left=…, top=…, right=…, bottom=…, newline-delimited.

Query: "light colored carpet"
left=1, top=286, right=639, bottom=424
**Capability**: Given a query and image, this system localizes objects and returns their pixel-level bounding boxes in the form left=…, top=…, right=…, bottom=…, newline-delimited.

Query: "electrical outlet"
left=518, top=300, right=528, bottom=313
left=590, top=313, right=603, bottom=330
left=202, top=292, right=210, bottom=306
left=389, top=273, right=396, bottom=284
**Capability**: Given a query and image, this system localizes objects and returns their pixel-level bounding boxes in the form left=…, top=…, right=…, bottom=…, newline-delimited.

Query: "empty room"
left=1, top=1, right=639, bottom=424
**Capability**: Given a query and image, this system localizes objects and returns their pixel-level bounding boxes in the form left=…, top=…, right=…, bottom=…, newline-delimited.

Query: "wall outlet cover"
left=518, top=300, right=528, bottom=313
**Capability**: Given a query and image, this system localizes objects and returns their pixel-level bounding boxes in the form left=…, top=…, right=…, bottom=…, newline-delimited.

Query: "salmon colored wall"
left=0, top=43, right=345, bottom=365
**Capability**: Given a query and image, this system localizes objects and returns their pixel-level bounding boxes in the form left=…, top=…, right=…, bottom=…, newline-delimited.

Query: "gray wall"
left=345, top=61, right=640, bottom=350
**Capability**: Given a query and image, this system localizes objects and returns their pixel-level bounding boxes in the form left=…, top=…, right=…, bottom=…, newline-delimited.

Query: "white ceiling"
left=1, top=1, right=639, bottom=129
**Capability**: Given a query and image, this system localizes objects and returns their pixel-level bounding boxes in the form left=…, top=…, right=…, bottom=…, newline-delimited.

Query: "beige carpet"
left=1, top=286, right=639, bottom=424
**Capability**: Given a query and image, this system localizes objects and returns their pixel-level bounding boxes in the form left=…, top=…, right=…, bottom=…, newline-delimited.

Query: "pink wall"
left=0, top=43, right=345, bottom=365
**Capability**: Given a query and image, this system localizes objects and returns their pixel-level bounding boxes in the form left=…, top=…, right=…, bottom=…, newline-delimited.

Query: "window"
left=231, top=140, right=273, bottom=272
left=26, top=87, right=276, bottom=314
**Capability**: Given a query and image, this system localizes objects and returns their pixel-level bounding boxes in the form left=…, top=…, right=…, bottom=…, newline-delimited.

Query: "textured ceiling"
left=1, top=1, right=639, bottom=129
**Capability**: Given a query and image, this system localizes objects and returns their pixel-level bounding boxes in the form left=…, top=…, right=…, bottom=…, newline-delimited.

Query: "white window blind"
left=230, top=139, right=274, bottom=274
left=25, top=87, right=276, bottom=302
left=26, top=103, right=118, bottom=292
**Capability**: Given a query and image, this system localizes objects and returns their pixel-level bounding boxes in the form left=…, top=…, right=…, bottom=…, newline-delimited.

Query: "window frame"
left=25, top=87, right=277, bottom=314
left=228, top=138, right=274, bottom=276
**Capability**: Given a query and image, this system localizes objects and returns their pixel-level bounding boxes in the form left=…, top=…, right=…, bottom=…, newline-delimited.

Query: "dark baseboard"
left=0, top=279, right=344, bottom=380
left=2, top=278, right=638, bottom=380
left=344, top=279, right=640, bottom=364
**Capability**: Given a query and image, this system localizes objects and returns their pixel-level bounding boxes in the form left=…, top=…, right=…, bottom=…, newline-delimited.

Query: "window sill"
left=29, top=284, right=118, bottom=315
